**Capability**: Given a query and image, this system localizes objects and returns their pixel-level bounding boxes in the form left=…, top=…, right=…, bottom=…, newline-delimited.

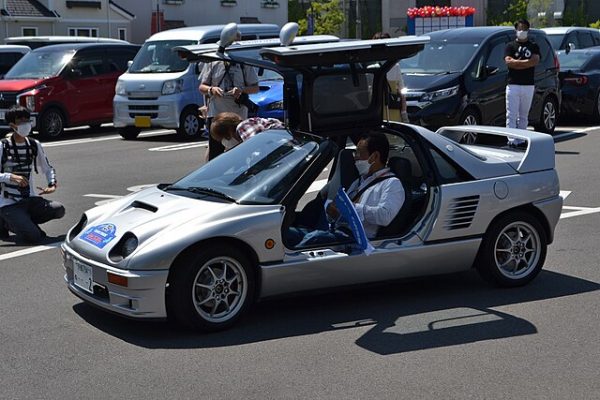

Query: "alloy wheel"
left=493, top=221, right=541, bottom=279
left=543, top=101, right=556, bottom=131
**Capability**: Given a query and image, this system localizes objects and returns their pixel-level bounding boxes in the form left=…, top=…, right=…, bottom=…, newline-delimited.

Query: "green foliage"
left=487, top=0, right=527, bottom=26
left=298, top=0, right=344, bottom=35
left=288, top=0, right=307, bottom=24
left=590, top=19, right=600, bottom=29
left=563, top=1, right=587, bottom=26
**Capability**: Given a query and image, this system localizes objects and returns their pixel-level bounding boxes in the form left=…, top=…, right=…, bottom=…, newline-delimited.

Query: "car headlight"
left=266, top=100, right=283, bottom=110
left=420, top=85, right=459, bottom=102
left=115, top=81, right=127, bottom=96
left=162, top=79, right=183, bottom=95
left=108, top=233, right=138, bottom=262
left=17, top=89, right=41, bottom=112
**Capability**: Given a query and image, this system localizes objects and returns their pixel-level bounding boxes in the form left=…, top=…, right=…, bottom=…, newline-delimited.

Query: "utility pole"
left=356, top=0, right=361, bottom=39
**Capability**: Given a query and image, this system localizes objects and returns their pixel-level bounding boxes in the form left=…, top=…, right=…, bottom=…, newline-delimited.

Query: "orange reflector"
left=265, top=239, right=275, bottom=249
left=107, top=272, right=128, bottom=287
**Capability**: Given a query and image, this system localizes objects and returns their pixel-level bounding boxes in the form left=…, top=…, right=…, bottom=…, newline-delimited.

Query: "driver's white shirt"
left=346, top=168, right=405, bottom=238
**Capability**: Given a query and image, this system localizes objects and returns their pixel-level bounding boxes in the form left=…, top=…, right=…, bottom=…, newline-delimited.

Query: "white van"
left=0, top=45, right=30, bottom=78
left=113, top=24, right=280, bottom=140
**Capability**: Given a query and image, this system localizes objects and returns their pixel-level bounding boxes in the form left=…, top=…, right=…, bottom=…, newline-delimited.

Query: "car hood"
left=250, top=80, right=283, bottom=105
left=402, top=72, right=461, bottom=92
left=68, top=186, right=248, bottom=264
left=0, top=79, right=43, bottom=92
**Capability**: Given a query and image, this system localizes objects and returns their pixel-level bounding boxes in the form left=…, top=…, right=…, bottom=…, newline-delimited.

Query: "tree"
left=487, top=0, right=527, bottom=26
left=297, top=0, right=344, bottom=35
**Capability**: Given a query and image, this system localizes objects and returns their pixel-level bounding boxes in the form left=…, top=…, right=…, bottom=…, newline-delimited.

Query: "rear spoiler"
left=436, top=125, right=556, bottom=173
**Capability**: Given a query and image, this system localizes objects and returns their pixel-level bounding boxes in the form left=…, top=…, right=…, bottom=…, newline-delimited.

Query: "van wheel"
left=534, top=96, right=557, bottom=134
left=167, top=245, right=256, bottom=332
left=459, top=109, right=480, bottom=144
left=177, top=107, right=202, bottom=140
left=118, top=127, right=141, bottom=140
left=593, top=91, right=600, bottom=122
left=38, top=108, right=65, bottom=139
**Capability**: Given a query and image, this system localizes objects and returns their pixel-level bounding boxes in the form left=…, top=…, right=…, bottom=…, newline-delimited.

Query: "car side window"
left=532, top=36, right=552, bottom=70
left=487, top=42, right=508, bottom=73
left=429, top=147, right=471, bottom=184
left=72, top=53, right=105, bottom=77
left=593, top=32, right=600, bottom=45
left=106, top=50, right=136, bottom=72
left=565, top=32, right=579, bottom=49
left=578, top=32, right=594, bottom=48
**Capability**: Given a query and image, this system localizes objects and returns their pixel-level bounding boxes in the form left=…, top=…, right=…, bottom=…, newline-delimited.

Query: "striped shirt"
left=0, top=136, right=56, bottom=207
left=237, top=117, right=284, bottom=142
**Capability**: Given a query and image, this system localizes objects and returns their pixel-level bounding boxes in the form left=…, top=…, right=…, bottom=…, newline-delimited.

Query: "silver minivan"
left=113, top=24, right=280, bottom=140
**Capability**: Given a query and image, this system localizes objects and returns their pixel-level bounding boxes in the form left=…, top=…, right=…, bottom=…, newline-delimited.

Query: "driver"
left=288, top=133, right=405, bottom=247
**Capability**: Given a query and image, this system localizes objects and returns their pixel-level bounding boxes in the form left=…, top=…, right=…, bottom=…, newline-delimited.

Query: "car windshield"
left=546, top=34, right=563, bottom=50
left=400, top=41, right=480, bottom=74
left=129, top=40, right=195, bottom=73
left=164, top=130, right=321, bottom=204
left=4, top=49, right=75, bottom=79
left=557, top=51, right=591, bottom=69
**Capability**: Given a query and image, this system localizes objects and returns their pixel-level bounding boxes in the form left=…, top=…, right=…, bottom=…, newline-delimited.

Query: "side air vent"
left=444, top=195, right=479, bottom=230
left=130, top=201, right=158, bottom=213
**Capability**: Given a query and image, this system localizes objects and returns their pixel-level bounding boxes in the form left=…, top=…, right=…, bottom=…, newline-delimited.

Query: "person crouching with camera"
left=198, top=55, right=259, bottom=161
left=210, top=112, right=284, bottom=152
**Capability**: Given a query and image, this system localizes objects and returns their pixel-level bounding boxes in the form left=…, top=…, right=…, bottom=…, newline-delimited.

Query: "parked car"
left=401, top=27, right=561, bottom=134
left=248, top=68, right=284, bottom=120
left=0, top=43, right=140, bottom=138
left=0, top=45, right=30, bottom=79
left=557, top=47, right=600, bottom=120
left=113, top=24, right=281, bottom=140
left=4, top=35, right=130, bottom=49
left=542, top=27, right=600, bottom=51
left=61, top=24, right=562, bottom=332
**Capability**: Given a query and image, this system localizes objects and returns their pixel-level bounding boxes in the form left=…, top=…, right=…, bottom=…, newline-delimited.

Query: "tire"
left=177, top=107, right=202, bottom=140
left=167, top=245, right=256, bottom=331
left=475, top=211, right=547, bottom=287
left=118, top=127, right=141, bottom=140
left=534, top=96, right=557, bottom=134
left=38, top=108, right=65, bottom=139
left=593, top=91, right=600, bottom=123
left=458, top=109, right=480, bottom=144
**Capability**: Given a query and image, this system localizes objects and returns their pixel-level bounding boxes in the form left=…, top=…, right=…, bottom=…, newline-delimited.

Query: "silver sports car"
left=61, top=24, right=562, bottom=331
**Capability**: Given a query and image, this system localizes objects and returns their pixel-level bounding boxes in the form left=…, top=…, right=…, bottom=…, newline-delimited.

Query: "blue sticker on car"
left=80, top=223, right=117, bottom=249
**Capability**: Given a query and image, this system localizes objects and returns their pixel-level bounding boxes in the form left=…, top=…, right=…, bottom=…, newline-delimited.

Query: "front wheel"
left=118, top=127, right=141, bottom=140
left=458, top=109, right=480, bottom=144
left=38, top=108, right=65, bottom=139
left=476, top=211, right=547, bottom=287
left=177, top=107, right=202, bottom=140
left=534, top=96, right=557, bottom=134
left=167, top=245, right=256, bottom=331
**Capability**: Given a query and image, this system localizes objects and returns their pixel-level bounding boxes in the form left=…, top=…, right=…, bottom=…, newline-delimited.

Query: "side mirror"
left=218, top=22, right=240, bottom=53
left=566, top=42, right=575, bottom=54
left=280, top=22, right=299, bottom=46
left=127, top=60, right=133, bottom=68
left=67, top=68, right=82, bottom=78
left=485, top=65, right=499, bottom=76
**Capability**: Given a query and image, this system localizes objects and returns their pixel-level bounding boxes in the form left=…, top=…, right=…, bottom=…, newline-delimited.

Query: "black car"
left=542, top=27, right=600, bottom=51
left=401, top=27, right=560, bottom=134
left=557, top=47, right=600, bottom=120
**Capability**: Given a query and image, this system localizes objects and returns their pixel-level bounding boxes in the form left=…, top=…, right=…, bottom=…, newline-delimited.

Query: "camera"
left=235, top=92, right=258, bottom=113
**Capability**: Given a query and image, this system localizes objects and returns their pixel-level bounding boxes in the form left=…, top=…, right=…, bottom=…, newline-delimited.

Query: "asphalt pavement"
left=0, top=123, right=598, bottom=399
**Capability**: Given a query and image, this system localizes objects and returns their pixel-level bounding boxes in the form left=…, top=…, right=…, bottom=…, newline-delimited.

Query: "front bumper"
left=0, top=108, right=37, bottom=130
left=405, top=94, right=462, bottom=128
left=113, top=95, right=182, bottom=129
left=62, top=243, right=169, bottom=319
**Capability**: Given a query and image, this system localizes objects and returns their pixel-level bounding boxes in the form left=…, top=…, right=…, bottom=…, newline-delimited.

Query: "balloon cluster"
left=406, top=6, right=476, bottom=18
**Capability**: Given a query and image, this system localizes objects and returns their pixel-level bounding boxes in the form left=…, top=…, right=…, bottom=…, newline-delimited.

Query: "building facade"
left=0, top=0, right=135, bottom=42
left=118, top=0, right=288, bottom=44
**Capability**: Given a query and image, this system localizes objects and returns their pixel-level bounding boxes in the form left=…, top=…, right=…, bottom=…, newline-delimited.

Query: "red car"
left=0, top=42, right=139, bottom=139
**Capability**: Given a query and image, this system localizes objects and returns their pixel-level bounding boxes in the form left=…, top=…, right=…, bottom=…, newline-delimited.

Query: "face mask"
left=16, top=122, right=32, bottom=137
left=516, top=30, right=528, bottom=41
left=221, top=137, right=240, bottom=150
left=354, top=159, right=371, bottom=176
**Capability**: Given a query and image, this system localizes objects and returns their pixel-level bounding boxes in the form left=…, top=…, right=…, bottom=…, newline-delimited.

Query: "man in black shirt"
left=504, top=19, right=540, bottom=129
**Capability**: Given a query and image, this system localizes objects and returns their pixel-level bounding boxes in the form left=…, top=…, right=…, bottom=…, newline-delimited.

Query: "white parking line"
left=0, top=242, right=61, bottom=262
left=148, top=142, right=208, bottom=152
left=43, top=129, right=177, bottom=148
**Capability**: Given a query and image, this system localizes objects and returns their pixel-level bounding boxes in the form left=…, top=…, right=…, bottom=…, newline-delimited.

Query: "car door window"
left=73, top=53, right=105, bottom=77
left=487, top=42, right=508, bottom=73
left=578, top=32, right=594, bottom=48
left=106, top=49, right=136, bottom=72
left=565, top=32, right=579, bottom=49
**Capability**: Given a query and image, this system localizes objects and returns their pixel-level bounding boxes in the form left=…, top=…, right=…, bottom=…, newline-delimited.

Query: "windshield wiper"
left=166, top=185, right=236, bottom=202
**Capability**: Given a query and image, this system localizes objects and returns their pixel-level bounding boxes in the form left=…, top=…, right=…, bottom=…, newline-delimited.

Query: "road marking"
left=560, top=206, right=600, bottom=219
left=0, top=242, right=61, bottom=261
left=148, top=142, right=208, bottom=152
left=83, top=194, right=122, bottom=199
left=560, top=190, right=571, bottom=199
left=553, top=126, right=599, bottom=141
left=43, top=129, right=178, bottom=148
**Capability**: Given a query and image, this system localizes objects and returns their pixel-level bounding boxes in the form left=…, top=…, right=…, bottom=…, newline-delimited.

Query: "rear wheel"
left=177, top=107, right=202, bottom=140
left=167, top=245, right=256, bottom=331
left=118, top=127, right=141, bottom=140
left=534, top=96, right=557, bottom=134
left=38, top=108, right=65, bottom=139
left=476, top=211, right=547, bottom=287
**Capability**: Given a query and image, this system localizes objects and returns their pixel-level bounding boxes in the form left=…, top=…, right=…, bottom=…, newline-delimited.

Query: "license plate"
left=134, top=116, right=151, bottom=128
left=73, top=260, right=94, bottom=294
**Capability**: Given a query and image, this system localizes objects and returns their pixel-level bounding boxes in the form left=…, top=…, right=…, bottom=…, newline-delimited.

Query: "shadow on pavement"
left=72, top=269, right=599, bottom=354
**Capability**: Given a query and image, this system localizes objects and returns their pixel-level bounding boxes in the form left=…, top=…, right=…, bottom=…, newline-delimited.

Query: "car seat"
left=377, top=156, right=414, bottom=237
